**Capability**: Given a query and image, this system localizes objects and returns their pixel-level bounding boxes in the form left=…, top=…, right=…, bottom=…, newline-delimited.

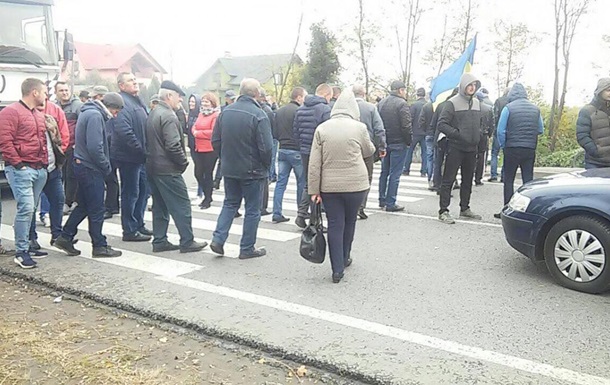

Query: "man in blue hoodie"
left=53, top=93, right=124, bottom=258
left=111, top=72, right=152, bottom=242
left=495, top=83, right=544, bottom=217
left=293, top=83, right=332, bottom=228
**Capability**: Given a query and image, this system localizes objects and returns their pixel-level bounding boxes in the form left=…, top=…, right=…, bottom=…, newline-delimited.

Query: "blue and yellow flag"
left=430, top=34, right=477, bottom=104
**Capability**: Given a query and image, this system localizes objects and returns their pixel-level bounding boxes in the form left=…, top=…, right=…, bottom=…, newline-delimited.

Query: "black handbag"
left=299, top=202, right=326, bottom=263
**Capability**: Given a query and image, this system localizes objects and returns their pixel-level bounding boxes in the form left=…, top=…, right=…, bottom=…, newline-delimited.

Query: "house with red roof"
left=62, top=42, right=166, bottom=87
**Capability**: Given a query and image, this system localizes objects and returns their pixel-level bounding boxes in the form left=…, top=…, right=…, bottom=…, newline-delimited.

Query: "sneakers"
left=210, top=241, right=225, bottom=256
left=295, top=216, right=307, bottom=229
left=385, top=205, right=405, bottom=212
left=53, top=236, right=81, bottom=256
left=460, top=209, right=482, bottom=220
left=122, top=232, right=151, bottom=242
left=29, top=249, right=48, bottom=259
left=238, top=247, right=266, bottom=260
left=357, top=209, right=368, bottom=220
left=152, top=242, right=181, bottom=253
left=14, top=252, right=36, bottom=269
left=272, top=215, right=290, bottom=224
left=92, top=246, right=122, bottom=258
left=438, top=211, right=456, bottom=224
left=180, top=241, right=207, bottom=253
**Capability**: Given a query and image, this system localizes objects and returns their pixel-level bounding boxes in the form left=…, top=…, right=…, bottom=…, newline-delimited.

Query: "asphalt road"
left=1, top=162, right=608, bottom=385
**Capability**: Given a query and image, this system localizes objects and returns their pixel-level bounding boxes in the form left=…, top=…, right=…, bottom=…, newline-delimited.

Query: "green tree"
left=302, top=22, right=340, bottom=92
left=76, top=70, right=118, bottom=91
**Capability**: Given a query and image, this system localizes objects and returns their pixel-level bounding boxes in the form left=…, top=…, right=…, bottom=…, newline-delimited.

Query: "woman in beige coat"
left=308, top=90, right=375, bottom=283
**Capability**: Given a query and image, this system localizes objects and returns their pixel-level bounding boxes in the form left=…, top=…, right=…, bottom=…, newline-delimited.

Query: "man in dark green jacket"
left=145, top=81, right=206, bottom=254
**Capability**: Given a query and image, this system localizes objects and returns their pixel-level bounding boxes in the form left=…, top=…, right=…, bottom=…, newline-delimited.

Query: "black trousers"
left=475, top=136, right=488, bottom=183
left=321, top=191, right=367, bottom=275
left=439, top=147, right=476, bottom=214
left=261, top=177, right=269, bottom=211
left=105, top=165, right=119, bottom=212
left=433, top=138, right=448, bottom=189
left=193, top=151, right=218, bottom=205
left=360, top=156, right=374, bottom=209
left=63, top=148, right=78, bottom=206
left=503, top=147, right=535, bottom=205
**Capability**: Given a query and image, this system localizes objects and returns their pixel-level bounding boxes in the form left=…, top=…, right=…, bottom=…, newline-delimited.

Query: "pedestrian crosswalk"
left=1, top=165, right=441, bottom=269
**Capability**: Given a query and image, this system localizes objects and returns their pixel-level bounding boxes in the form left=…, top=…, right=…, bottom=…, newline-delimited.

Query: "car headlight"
left=508, top=191, right=531, bottom=212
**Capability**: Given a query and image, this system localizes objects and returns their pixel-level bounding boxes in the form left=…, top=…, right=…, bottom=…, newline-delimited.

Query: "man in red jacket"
left=0, top=78, right=49, bottom=269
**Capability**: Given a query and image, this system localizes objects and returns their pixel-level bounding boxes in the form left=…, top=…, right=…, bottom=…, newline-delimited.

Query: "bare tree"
left=457, top=0, right=475, bottom=52
left=549, top=0, right=592, bottom=151
left=392, top=0, right=424, bottom=87
left=423, top=14, right=458, bottom=77
left=355, top=0, right=374, bottom=98
left=278, top=4, right=304, bottom=104
left=493, top=21, right=537, bottom=94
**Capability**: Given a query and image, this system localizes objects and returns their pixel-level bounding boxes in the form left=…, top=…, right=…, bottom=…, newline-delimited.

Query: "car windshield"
left=0, top=2, right=56, bottom=65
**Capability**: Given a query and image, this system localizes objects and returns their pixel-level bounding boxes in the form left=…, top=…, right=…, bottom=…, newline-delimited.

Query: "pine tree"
left=302, top=22, right=340, bottom=92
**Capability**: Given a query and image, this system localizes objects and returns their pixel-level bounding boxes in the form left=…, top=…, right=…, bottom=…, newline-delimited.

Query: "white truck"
left=0, top=0, right=69, bottom=186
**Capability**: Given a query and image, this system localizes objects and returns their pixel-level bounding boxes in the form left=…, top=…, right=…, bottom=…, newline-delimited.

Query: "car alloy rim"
left=554, top=230, right=606, bottom=283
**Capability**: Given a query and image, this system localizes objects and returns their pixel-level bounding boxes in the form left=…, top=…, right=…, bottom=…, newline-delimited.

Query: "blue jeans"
left=5, top=166, right=48, bottom=253
left=213, top=178, right=263, bottom=253
left=273, top=149, right=304, bottom=218
left=269, top=140, right=278, bottom=180
left=425, top=135, right=435, bottom=181
left=62, top=161, right=107, bottom=247
left=40, top=193, right=50, bottom=215
left=117, top=161, right=148, bottom=236
left=404, top=135, right=427, bottom=175
left=490, top=134, right=504, bottom=179
left=379, top=144, right=408, bottom=207
left=30, top=168, right=65, bottom=241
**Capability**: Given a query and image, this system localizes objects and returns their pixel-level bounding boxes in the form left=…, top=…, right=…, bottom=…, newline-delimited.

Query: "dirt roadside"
left=0, top=276, right=361, bottom=385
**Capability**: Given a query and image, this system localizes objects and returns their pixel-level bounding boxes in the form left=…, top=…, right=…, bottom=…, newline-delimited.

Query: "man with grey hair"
left=145, top=81, right=206, bottom=253
left=210, top=78, right=273, bottom=259
left=353, top=85, right=386, bottom=219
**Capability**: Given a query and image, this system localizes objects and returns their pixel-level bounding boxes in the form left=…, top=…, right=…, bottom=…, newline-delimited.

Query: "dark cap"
left=160, top=80, right=185, bottom=97
left=102, top=92, right=124, bottom=109
left=390, top=80, right=406, bottom=91
left=225, top=89, right=237, bottom=100
left=416, top=87, right=426, bottom=97
left=79, top=90, right=89, bottom=98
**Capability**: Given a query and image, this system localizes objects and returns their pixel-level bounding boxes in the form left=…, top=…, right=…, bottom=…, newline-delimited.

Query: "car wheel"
left=543, top=215, right=610, bottom=294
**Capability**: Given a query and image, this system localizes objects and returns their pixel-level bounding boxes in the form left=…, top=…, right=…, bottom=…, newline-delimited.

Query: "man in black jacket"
left=377, top=80, right=411, bottom=212
left=576, top=78, right=610, bottom=169
left=430, top=88, right=459, bottom=192
left=438, top=73, right=483, bottom=224
left=404, top=88, right=427, bottom=177
left=210, top=78, right=273, bottom=259
left=272, top=87, right=306, bottom=224
left=145, top=81, right=206, bottom=254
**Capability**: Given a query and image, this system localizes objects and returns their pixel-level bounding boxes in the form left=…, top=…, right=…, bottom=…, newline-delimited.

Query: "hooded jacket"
left=73, top=100, right=113, bottom=175
left=438, top=73, right=482, bottom=152
left=308, top=91, right=375, bottom=195
left=377, top=92, right=412, bottom=147
left=293, top=95, right=331, bottom=155
left=211, top=95, right=273, bottom=180
left=497, top=83, right=543, bottom=149
left=576, top=78, right=610, bottom=167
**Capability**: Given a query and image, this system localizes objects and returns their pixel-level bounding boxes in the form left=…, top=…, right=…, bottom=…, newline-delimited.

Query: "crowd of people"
left=0, top=71, right=609, bottom=283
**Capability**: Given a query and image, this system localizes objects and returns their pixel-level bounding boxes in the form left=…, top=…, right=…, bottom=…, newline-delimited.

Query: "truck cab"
left=0, top=0, right=62, bottom=187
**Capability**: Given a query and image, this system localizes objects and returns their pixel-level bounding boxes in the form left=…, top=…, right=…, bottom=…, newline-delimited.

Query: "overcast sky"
left=53, top=0, right=609, bottom=105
